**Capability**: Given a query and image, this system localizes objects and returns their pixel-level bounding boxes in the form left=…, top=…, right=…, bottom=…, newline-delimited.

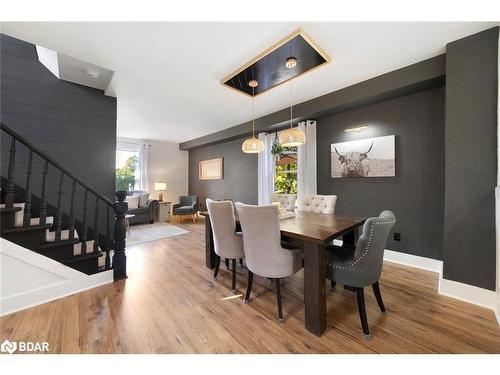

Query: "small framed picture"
left=199, top=158, right=224, bottom=180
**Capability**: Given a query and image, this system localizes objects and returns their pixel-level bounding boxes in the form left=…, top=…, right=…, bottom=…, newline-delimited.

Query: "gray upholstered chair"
left=206, top=199, right=245, bottom=292
left=172, top=195, right=199, bottom=223
left=235, top=202, right=303, bottom=322
left=326, top=210, right=396, bottom=339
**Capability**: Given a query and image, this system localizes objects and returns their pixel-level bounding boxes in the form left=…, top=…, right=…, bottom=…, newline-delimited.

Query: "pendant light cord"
left=252, top=86, right=256, bottom=138
left=290, top=80, right=293, bottom=129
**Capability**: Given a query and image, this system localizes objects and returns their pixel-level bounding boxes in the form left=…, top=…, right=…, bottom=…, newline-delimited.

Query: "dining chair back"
left=296, top=194, right=337, bottom=214
left=270, top=193, right=296, bottom=211
left=206, top=199, right=245, bottom=291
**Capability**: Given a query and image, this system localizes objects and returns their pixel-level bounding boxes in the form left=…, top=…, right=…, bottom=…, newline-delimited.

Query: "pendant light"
left=278, top=58, right=306, bottom=147
left=242, top=80, right=265, bottom=153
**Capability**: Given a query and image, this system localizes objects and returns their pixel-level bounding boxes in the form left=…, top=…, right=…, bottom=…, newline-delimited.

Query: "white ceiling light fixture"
left=85, top=69, right=99, bottom=79
left=278, top=76, right=307, bottom=147
left=242, top=80, right=265, bottom=154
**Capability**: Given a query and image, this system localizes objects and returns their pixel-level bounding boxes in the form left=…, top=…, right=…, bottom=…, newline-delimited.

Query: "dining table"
left=200, top=209, right=366, bottom=337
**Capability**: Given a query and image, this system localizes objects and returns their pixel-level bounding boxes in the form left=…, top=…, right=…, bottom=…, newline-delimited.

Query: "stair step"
left=2, top=223, right=53, bottom=234
left=39, top=238, right=79, bottom=250
left=73, top=240, right=100, bottom=256
left=0, top=203, right=25, bottom=226
left=65, top=251, right=103, bottom=264
left=46, top=229, right=79, bottom=242
left=0, top=206, right=22, bottom=213
left=26, top=216, right=54, bottom=227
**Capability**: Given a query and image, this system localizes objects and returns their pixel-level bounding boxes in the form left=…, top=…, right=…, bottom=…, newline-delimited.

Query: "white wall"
left=0, top=238, right=112, bottom=316
left=117, top=137, right=189, bottom=204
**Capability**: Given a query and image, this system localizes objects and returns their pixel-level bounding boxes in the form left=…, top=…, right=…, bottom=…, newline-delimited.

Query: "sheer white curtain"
left=297, top=120, right=317, bottom=201
left=257, top=132, right=275, bottom=205
left=137, top=143, right=151, bottom=191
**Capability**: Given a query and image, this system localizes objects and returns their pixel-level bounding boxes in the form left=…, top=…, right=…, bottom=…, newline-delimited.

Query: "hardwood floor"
left=1, top=218, right=500, bottom=354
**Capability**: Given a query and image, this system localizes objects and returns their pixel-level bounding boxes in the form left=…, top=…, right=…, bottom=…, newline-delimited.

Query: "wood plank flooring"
left=1, top=218, right=499, bottom=353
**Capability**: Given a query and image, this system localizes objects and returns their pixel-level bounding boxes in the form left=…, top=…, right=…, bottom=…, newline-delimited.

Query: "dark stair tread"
left=0, top=207, right=22, bottom=213
left=65, top=251, right=104, bottom=264
left=39, top=238, right=79, bottom=250
left=1, top=223, right=52, bottom=234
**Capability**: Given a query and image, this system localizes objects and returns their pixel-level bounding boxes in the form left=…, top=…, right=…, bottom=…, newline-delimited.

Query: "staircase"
left=0, top=122, right=127, bottom=280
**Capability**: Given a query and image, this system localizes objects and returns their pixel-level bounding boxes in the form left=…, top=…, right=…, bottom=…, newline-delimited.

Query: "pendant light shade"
left=279, top=74, right=306, bottom=147
left=242, top=137, right=265, bottom=153
left=242, top=80, right=264, bottom=154
left=278, top=127, right=307, bottom=147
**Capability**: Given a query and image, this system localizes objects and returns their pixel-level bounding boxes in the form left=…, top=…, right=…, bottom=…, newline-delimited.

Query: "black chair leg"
left=239, top=258, right=243, bottom=267
left=276, top=278, right=284, bottom=322
left=372, top=281, right=386, bottom=313
left=244, top=271, right=253, bottom=304
left=331, top=280, right=336, bottom=289
left=356, top=287, right=371, bottom=340
left=213, top=255, right=221, bottom=279
left=231, top=259, right=237, bottom=292
left=225, top=258, right=230, bottom=269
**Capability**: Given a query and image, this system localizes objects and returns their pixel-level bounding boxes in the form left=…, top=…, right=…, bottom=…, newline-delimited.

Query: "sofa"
left=125, top=190, right=159, bottom=225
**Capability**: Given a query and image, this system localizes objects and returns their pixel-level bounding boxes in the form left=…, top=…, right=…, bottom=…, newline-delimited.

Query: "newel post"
left=113, top=190, right=128, bottom=280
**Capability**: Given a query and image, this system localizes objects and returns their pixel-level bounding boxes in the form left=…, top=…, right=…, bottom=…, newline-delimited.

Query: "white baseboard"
left=438, top=277, right=498, bottom=312
left=383, top=249, right=443, bottom=275
left=0, top=270, right=113, bottom=316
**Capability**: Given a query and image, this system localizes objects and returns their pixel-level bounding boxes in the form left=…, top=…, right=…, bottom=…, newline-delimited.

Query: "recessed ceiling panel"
left=222, top=29, right=330, bottom=96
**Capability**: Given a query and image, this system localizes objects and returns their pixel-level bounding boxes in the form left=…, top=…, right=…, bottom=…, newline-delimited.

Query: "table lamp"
left=154, top=182, right=166, bottom=202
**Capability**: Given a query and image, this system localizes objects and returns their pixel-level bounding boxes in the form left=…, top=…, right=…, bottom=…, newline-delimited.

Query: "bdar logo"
left=1, top=339, right=17, bottom=354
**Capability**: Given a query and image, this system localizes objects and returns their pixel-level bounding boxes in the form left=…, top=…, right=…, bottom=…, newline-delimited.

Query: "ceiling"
left=1, top=22, right=498, bottom=143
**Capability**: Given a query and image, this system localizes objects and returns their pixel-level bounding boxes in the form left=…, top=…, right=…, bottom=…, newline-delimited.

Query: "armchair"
left=172, top=195, right=199, bottom=223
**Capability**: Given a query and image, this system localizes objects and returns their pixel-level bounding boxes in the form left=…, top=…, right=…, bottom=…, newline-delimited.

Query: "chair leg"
left=239, top=258, right=243, bottom=267
left=231, top=259, right=237, bottom=292
left=331, top=280, right=336, bottom=289
left=213, top=255, right=221, bottom=279
left=372, top=281, right=386, bottom=313
left=244, top=271, right=253, bottom=304
left=276, top=278, right=284, bottom=322
left=225, top=258, right=230, bottom=269
left=356, top=287, right=371, bottom=340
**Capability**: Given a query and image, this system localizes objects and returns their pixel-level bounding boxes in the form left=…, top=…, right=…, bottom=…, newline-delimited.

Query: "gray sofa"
left=126, top=191, right=158, bottom=225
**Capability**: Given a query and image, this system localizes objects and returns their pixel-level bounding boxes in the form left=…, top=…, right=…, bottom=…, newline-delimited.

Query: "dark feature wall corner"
left=317, top=87, right=445, bottom=260
left=189, top=137, right=258, bottom=209
left=0, top=33, right=117, bottom=209
left=443, top=27, right=499, bottom=290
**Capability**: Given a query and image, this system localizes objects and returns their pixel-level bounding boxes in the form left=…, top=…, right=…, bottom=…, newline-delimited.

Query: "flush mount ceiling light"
left=242, top=80, right=265, bottom=154
left=85, top=69, right=99, bottom=79
left=285, top=57, right=298, bottom=69
left=278, top=79, right=307, bottom=147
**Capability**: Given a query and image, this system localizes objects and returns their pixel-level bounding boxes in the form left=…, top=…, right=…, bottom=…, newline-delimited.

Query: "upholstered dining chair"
left=270, top=193, right=297, bottom=212
left=172, top=195, right=199, bottom=223
left=296, top=194, right=337, bottom=214
left=235, top=202, right=303, bottom=322
left=326, top=210, right=396, bottom=340
left=206, top=199, right=245, bottom=292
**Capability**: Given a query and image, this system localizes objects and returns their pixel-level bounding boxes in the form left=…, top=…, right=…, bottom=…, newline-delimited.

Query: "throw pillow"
left=126, top=195, right=140, bottom=209
left=139, top=193, right=150, bottom=208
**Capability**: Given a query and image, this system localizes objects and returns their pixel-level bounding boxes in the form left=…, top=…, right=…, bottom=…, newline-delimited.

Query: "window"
left=116, top=143, right=140, bottom=192
left=273, top=145, right=298, bottom=194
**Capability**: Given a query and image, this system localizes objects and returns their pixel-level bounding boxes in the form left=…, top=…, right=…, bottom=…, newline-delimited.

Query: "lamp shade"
left=154, top=182, right=166, bottom=191
left=278, top=127, right=306, bottom=147
left=242, top=137, right=265, bottom=153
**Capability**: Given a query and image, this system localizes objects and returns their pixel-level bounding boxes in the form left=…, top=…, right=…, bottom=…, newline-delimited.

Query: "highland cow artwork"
left=331, top=135, right=395, bottom=178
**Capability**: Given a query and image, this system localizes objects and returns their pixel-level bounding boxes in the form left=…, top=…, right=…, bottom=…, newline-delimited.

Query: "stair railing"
left=1, top=122, right=127, bottom=281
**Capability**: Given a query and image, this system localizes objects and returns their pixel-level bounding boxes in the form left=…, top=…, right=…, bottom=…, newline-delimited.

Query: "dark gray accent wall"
left=443, top=27, right=498, bottom=290
left=0, top=33, right=117, bottom=207
left=189, top=137, right=258, bottom=210
left=317, top=87, right=445, bottom=260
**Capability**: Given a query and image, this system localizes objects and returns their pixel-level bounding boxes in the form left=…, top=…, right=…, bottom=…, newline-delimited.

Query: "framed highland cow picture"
left=331, top=135, right=395, bottom=178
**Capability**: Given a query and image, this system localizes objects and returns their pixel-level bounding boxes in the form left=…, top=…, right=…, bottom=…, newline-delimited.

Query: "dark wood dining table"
left=200, top=210, right=366, bottom=337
